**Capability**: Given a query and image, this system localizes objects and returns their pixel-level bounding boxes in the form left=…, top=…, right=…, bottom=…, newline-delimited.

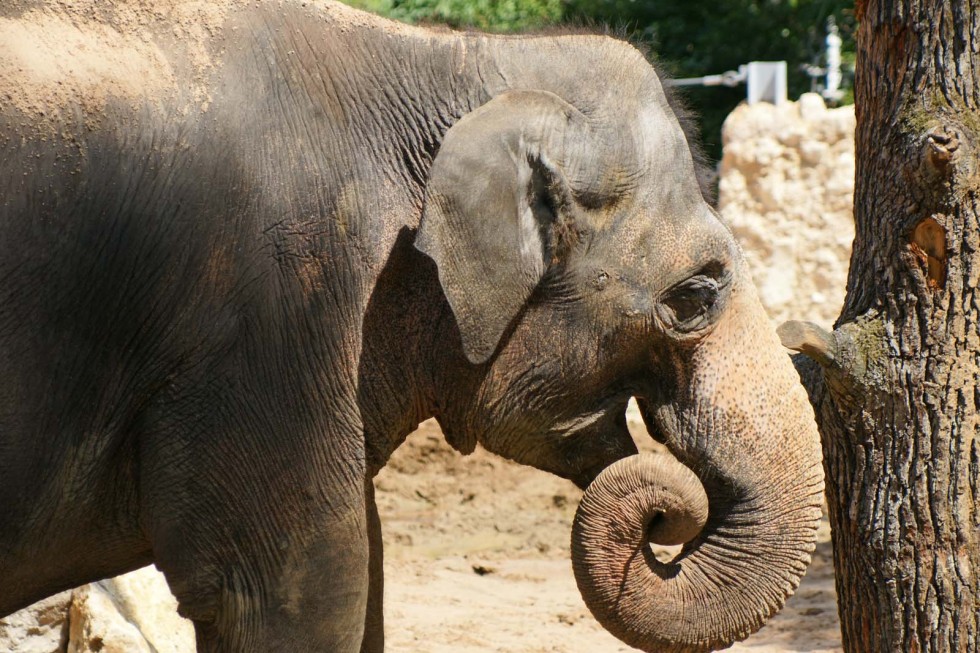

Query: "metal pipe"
left=664, top=66, right=747, bottom=88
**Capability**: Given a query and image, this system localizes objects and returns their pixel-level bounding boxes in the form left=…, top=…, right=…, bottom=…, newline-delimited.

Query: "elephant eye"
left=661, top=275, right=721, bottom=332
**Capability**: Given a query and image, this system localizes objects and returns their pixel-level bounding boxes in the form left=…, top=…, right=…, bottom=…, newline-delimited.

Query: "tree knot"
left=924, top=126, right=960, bottom=178
left=909, top=216, right=947, bottom=291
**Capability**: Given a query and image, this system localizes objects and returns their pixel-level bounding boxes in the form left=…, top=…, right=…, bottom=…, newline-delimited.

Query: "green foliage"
left=565, top=0, right=857, bottom=161
left=344, top=0, right=562, bottom=31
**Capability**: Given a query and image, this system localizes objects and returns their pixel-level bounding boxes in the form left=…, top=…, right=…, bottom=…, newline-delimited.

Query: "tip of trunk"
left=572, top=453, right=821, bottom=653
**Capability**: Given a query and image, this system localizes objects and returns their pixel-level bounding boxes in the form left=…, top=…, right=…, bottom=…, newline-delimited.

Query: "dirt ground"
left=376, top=410, right=842, bottom=653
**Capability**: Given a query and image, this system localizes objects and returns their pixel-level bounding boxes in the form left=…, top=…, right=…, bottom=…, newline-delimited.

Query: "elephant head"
left=414, top=61, right=822, bottom=652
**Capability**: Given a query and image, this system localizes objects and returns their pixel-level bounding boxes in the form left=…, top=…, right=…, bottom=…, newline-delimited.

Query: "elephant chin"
left=571, top=452, right=819, bottom=653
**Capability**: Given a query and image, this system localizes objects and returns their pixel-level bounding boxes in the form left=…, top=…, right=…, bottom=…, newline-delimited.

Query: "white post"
left=824, top=18, right=843, bottom=102
left=746, top=61, right=787, bottom=105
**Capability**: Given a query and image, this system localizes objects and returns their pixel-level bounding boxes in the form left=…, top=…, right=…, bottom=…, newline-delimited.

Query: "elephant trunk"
left=571, top=276, right=824, bottom=652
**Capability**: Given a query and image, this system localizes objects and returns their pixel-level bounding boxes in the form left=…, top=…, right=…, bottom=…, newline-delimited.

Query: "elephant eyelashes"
left=661, top=275, right=722, bottom=332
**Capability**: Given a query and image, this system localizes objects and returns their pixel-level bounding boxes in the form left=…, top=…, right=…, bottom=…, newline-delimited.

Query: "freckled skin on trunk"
left=572, top=276, right=824, bottom=653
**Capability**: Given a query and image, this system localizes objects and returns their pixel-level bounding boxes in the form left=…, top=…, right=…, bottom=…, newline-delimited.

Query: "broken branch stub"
left=777, top=320, right=838, bottom=367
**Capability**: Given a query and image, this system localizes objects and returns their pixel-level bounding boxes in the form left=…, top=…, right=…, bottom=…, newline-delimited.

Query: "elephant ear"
left=416, top=90, right=590, bottom=364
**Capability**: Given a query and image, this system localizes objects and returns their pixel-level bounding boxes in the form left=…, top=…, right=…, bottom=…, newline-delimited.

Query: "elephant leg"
left=162, top=486, right=370, bottom=653
left=360, top=480, right=385, bottom=653
left=141, top=413, right=373, bottom=651
left=188, top=519, right=371, bottom=653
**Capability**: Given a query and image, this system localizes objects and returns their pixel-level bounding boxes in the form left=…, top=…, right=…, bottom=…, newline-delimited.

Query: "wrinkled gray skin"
left=0, top=2, right=823, bottom=652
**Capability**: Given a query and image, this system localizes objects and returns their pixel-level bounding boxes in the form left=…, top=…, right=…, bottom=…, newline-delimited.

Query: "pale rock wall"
left=0, top=567, right=194, bottom=653
left=0, top=593, right=71, bottom=653
left=719, top=93, right=855, bottom=329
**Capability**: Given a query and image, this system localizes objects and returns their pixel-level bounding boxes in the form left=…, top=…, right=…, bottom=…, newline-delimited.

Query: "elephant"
left=0, top=1, right=824, bottom=651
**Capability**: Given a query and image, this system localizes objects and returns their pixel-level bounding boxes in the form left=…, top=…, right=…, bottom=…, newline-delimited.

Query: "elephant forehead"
left=604, top=205, right=736, bottom=275
left=634, top=101, right=703, bottom=186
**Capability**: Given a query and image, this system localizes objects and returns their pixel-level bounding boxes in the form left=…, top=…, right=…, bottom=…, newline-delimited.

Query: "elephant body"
left=0, top=2, right=823, bottom=652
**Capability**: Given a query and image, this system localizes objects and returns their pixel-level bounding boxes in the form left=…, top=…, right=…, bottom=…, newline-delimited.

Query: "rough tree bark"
left=778, top=1, right=980, bottom=651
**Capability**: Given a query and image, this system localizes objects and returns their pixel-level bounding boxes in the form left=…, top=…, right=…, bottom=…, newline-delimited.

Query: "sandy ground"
left=376, top=413, right=841, bottom=653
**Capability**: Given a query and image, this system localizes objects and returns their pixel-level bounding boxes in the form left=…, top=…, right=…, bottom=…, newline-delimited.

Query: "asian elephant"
left=0, top=1, right=823, bottom=652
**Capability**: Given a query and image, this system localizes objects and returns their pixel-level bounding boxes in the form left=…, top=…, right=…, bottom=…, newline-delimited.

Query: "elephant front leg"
left=142, top=425, right=375, bottom=651
left=190, top=514, right=372, bottom=653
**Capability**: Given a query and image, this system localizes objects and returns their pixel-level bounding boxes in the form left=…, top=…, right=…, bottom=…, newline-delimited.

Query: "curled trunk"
left=573, top=451, right=820, bottom=652
left=572, top=278, right=824, bottom=652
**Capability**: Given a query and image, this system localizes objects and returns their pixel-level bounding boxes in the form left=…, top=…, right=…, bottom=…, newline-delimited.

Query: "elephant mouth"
left=547, top=392, right=630, bottom=434
left=546, top=395, right=637, bottom=489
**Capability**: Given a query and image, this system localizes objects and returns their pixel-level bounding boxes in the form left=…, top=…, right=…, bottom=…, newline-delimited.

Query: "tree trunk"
left=778, top=1, right=980, bottom=651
